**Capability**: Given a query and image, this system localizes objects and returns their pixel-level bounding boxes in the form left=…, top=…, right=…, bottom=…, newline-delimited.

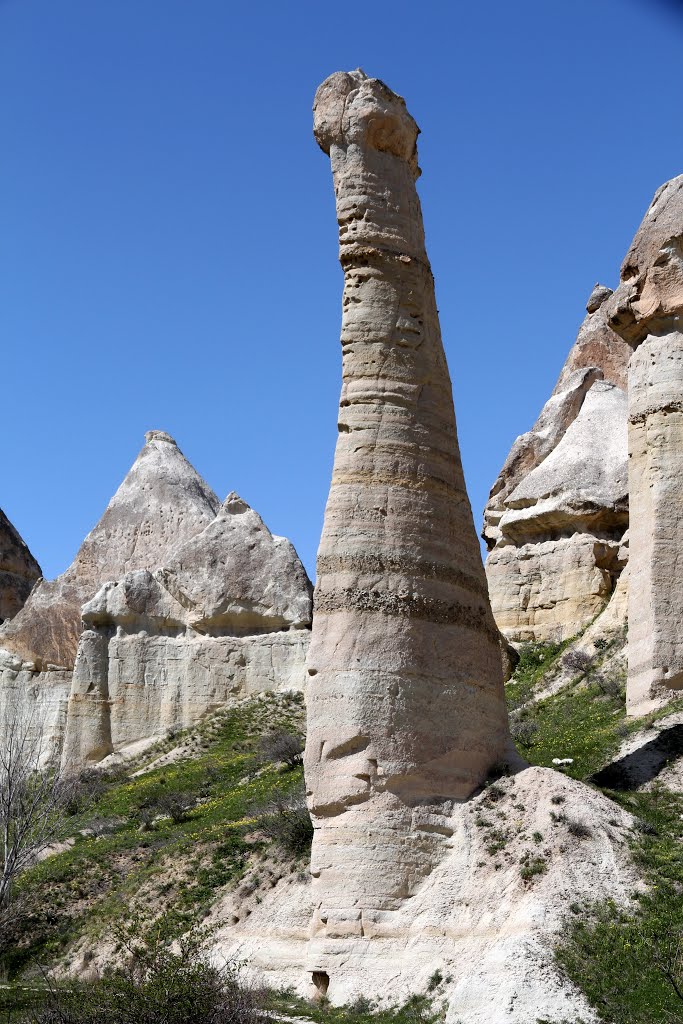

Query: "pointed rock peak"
left=222, top=492, right=251, bottom=515
left=586, top=283, right=613, bottom=314
left=144, top=429, right=177, bottom=446
left=0, top=433, right=221, bottom=668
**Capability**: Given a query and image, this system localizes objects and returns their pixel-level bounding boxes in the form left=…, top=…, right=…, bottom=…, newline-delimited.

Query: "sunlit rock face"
left=484, top=287, right=630, bottom=642
left=0, top=508, right=41, bottom=625
left=62, top=494, right=312, bottom=765
left=608, top=175, right=683, bottom=714
left=304, top=69, right=512, bottom=999
left=0, top=431, right=222, bottom=761
left=0, top=431, right=221, bottom=671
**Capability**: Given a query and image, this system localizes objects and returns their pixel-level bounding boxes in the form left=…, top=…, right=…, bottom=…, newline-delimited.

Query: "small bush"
left=562, top=650, right=594, bottom=677
left=520, top=857, right=547, bottom=881
left=259, top=731, right=304, bottom=770
left=567, top=820, right=592, bottom=839
left=511, top=717, right=539, bottom=745
left=252, top=783, right=313, bottom=859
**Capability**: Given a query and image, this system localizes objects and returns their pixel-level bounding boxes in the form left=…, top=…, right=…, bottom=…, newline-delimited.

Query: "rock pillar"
left=304, top=70, right=511, bottom=995
left=608, top=175, right=683, bottom=714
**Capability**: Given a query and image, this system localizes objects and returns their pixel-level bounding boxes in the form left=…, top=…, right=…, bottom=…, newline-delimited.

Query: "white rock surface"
left=62, top=494, right=312, bottom=765
left=216, top=768, right=636, bottom=1024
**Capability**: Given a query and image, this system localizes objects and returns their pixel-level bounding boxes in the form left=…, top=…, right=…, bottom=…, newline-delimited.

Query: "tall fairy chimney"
left=304, top=70, right=512, bottom=997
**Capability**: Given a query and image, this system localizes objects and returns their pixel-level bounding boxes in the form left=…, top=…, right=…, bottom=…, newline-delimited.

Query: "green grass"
left=505, top=641, right=568, bottom=710
left=267, top=990, right=444, bottom=1024
left=2, top=692, right=308, bottom=980
left=554, top=786, right=683, bottom=1023
left=506, top=635, right=683, bottom=1021
left=513, top=681, right=627, bottom=780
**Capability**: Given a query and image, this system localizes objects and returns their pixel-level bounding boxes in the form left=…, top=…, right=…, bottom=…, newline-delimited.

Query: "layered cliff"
left=62, top=493, right=312, bottom=764
left=484, top=286, right=631, bottom=642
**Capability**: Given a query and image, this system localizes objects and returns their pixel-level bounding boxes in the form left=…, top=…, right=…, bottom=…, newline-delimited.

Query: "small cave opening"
left=312, top=971, right=329, bottom=997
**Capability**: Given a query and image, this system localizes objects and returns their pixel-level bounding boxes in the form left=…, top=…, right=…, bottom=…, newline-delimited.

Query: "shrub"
left=259, top=731, right=304, bottom=770
left=562, top=650, right=593, bottom=677
left=567, top=820, right=592, bottom=839
left=137, top=787, right=195, bottom=826
left=27, top=934, right=266, bottom=1024
left=511, top=717, right=539, bottom=745
left=520, top=855, right=547, bottom=881
left=251, top=782, right=313, bottom=859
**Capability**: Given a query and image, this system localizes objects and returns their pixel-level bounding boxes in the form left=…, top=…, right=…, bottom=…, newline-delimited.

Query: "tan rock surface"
left=304, top=69, right=512, bottom=992
left=484, top=287, right=631, bottom=642
left=607, top=175, right=683, bottom=713
left=62, top=495, right=312, bottom=764
left=0, top=508, right=41, bottom=624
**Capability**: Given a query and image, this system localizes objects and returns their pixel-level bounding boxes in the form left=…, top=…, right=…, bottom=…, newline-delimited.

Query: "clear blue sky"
left=2, top=0, right=682, bottom=581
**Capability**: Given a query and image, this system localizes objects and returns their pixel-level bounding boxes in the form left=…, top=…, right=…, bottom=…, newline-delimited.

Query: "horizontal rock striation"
left=62, top=494, right=312, bottom=764
left=305, top=69, right=512, bottom=1000
left=484, top=287, right=630, bottom=642
left=0, top=508, right=41, bottom=624
left=607, top=174, right=683, bottom=714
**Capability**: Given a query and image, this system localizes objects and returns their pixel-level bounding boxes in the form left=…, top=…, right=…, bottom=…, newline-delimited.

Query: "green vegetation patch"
left=2, top=693, right=308, bottom=980
left=555, top=786, right=683, bottom=1023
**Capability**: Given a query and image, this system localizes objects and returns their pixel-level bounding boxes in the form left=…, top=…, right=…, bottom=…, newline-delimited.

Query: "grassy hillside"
left=4, top=635, right=683, bottom=1024
left=507, top=636, right=683, bottom=1024
left=1, top=691, right=309, bottom=982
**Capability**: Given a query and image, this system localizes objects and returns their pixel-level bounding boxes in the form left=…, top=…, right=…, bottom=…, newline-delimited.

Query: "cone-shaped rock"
left=0, top=431, right=220, bottom=669
left=304, top=70, right=511, bottom=992
left=607, top=175, right=683, bottom=712
left=0, top=509, right=41, bottom=624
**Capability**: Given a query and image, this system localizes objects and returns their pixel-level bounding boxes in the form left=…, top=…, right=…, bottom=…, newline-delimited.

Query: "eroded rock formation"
left=0, top=431, right=220, bottom=671
left=304, top=69, right=512, bottom=998
left=62, top=493, right=312, bottom=764
left=607, top=174, right=683, bottom=714
left=484, top=286, right=630, bottom=642
left=0, top=433, right=312, bottom=763
left=0, top=509, right=41, bottom=624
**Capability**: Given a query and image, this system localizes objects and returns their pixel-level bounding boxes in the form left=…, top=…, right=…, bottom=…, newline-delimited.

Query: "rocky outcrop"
left=0, top=509, right=41, bottom=624
left=484, top=287, right=630, bottom=642
left=220, top=768, right=636, bottom=1023
left=0, top=431, right=221, bottom=762
left=0, top=431, right=221, bottom=670
left=62, top=494, right=312, bottom=764
left=607, top=174, right=683, bottom=714
left=0, top=433, right=312, bottom=765
left=304, top=69, right=512, bottom=1000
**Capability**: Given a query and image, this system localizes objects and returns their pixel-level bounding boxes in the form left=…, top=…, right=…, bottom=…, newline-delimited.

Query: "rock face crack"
left=304, top=69, right=511, bottom=997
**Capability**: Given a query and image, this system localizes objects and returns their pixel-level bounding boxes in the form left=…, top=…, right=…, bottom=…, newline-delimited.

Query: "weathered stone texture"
left=607, top=175, right=683, bottom=712
left=62, top=495, right=312, bottom=765
left=0, top=431, right=220, bottom=670
left=0, top=508, right=41, bottom=624
left=484, top=286, right=630, bottom=642
left=304, top=69, right=511, bottom=997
